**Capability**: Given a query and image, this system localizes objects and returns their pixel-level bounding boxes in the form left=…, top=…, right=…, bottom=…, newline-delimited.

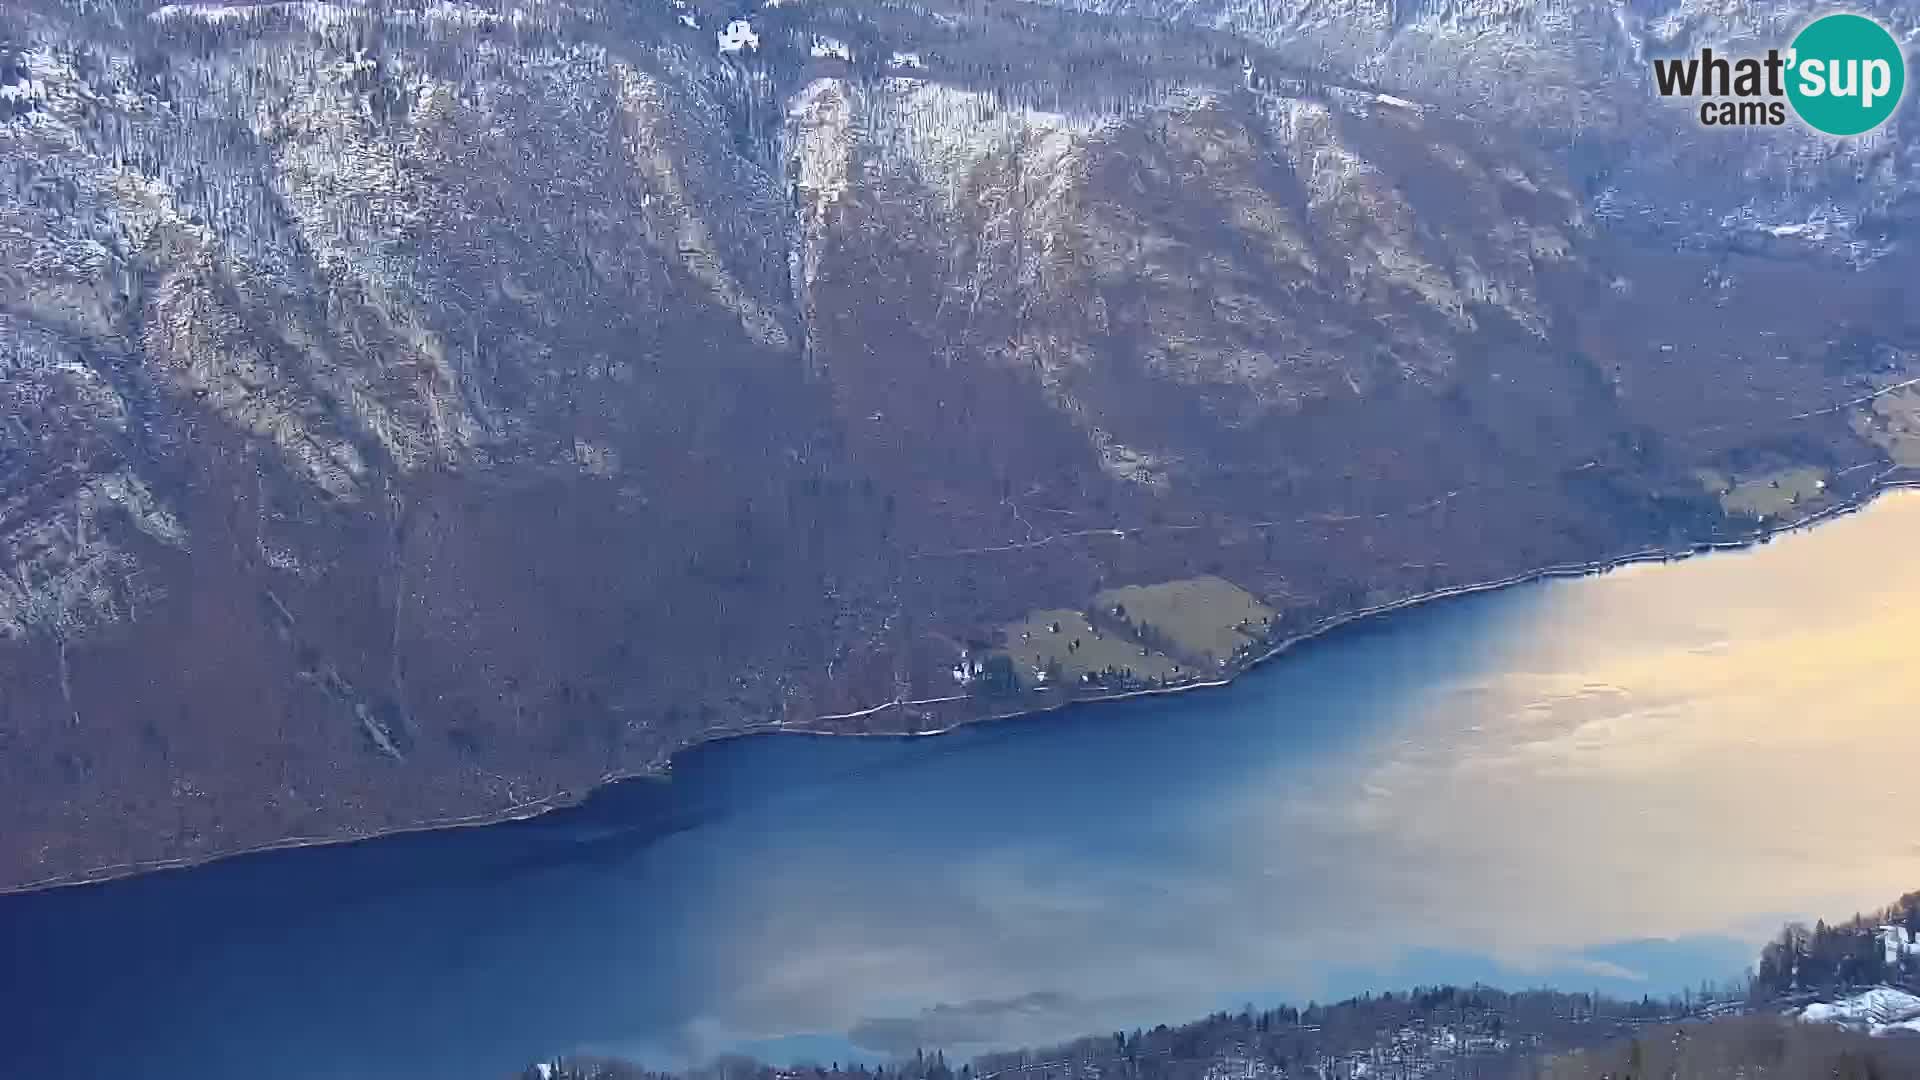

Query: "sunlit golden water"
left=1211, top=486, right=1920, bottom=976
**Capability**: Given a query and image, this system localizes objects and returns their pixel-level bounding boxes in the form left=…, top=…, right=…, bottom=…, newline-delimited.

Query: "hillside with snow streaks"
left=2, top=0, right=1919, bottom=890
left=1033, top=0, right=1920, bottom=253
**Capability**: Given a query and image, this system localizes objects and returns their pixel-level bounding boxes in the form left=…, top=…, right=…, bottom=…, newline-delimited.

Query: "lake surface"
left=6, top=491, right=1920, bottom=1080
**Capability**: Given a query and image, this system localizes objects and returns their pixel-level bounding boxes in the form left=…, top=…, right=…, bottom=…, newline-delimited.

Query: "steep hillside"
left=2, top=0, right=1917, bottom=890
left=1035, top=0, right=1920, bottom=253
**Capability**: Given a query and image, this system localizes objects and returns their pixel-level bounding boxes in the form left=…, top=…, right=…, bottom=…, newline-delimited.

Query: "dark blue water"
left=7, top=492, right=1919, bottom=1079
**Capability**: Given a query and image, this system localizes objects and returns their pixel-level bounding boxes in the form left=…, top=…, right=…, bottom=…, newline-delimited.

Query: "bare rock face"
left=0, top=0, right=1914, bottom=890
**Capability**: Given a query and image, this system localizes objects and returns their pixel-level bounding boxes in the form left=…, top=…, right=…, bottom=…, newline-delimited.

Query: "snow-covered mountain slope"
left=1030, top=0, right=1920, bottom=256
left=2, top=0, right=1919, bottom=890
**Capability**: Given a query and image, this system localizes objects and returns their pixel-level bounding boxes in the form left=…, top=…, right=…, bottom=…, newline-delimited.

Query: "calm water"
left=6, top=491, right=1920, bottom=1079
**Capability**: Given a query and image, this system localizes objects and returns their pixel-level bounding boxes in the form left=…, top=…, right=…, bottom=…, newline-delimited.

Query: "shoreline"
left=7, top=473, right=1915, bottom=899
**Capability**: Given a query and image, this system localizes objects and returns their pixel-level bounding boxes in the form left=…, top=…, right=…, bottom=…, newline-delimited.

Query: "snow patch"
left=149, top=2, right=270, bottom=24
left=1882, top=925, right=1920, bottom=966
left=1089, top=427, right=1171, bottom=489
left=812, top=36, right=852, bottom=60
left=718, top=19, right=759, bottom=54
left=148, top=2, right=353, bottom=29
left=1800, top=987, right=1920, bottom=1036
left=0, top=75, right=42, bottom=103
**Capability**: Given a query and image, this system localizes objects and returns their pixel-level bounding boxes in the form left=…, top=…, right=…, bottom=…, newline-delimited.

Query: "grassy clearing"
left=1696, top=466, right=1828, bottom=519
left=1853, top=388, right=1920, bottom=467
left=1093, top=575, right=1276, bottom=665
left=999, top=608, right=1185, bottom=687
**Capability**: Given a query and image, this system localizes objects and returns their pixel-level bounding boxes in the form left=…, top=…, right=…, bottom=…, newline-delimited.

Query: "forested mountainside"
left=514, top=891, right=1920, bottom=1080
left=1753, top=891, right=1920, bottom=997
left=532, top=1013, right=1920, bottom=1080
left=5, top=0, right=1920, bottom=890
left=534, top=1023, right=1920, bottom=1080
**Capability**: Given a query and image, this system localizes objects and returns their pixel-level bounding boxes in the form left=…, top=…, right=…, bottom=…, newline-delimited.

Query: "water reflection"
left=5, top=492, right=1919, bottom=1079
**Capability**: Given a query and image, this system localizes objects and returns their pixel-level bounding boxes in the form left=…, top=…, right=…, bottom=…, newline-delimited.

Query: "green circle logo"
left=1787, top=13, right=1905, bottom=136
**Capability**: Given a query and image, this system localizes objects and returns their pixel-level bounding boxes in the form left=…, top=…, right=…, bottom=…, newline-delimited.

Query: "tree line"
left=1753, top=890, right=1920, bottom=998
left=525, top=886, right=1920, bottom=1080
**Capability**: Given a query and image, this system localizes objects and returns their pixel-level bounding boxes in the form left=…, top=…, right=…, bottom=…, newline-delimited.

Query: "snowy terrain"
left=1800, top=987, right=1920, bottom=1036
